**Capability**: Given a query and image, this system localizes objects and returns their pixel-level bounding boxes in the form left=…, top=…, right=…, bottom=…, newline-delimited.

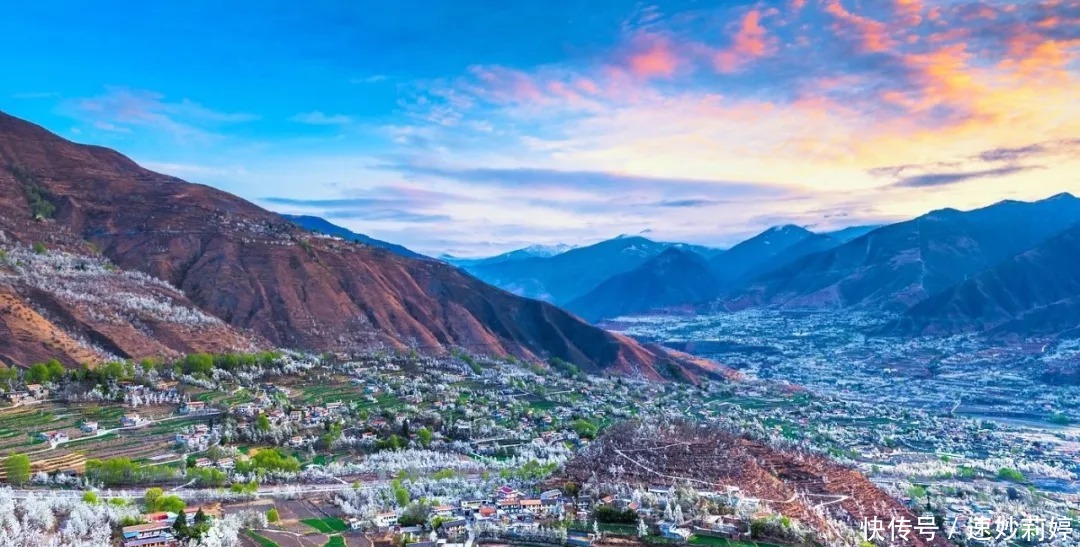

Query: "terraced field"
left=0, top=402, right=206, bottom=468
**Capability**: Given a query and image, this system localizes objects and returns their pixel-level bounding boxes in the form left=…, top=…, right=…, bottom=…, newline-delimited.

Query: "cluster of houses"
left=174, top=422, right=219, bottom=452
left=122, top=413, right=151, bottom=427
left=119, top=506, right=220, bottom=547
left=4, top=383, right=48, bottom=405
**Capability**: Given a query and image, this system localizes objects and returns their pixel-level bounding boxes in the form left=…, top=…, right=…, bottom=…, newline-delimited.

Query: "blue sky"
left=3, top=0, right=1079, bottom=256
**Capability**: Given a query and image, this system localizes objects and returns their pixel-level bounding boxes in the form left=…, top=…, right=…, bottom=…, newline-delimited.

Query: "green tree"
left=4, top=454, right=31, bottom=486
left=32, top=242, right=47, bottom=254
left=564, top=481, right=580, bottom=498
left=82, top=491, right=99, bottom=504
left=572, top=419, right=598, bottom=439
left=144, top=487, right=164, bottom=510
left=256, top=414, right=271, bottom=432
left=417, top=427, right=432, bottom=448
left=159, top=495, right=186, bottom=513
left=25, top=363, right=51, bottom=384
left=191, top=508, right=210, bottom=539
left=392, top=480, right=410, bottom=507
left=267, top=507, right=280, bottom=522
left=173, top=511, right=189, bottom=538
left=0, top=365, right=17, bottom=387
left=45, top=359, right=65, bottom=381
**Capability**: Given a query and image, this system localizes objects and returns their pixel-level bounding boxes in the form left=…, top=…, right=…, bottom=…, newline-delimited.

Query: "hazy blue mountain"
left=443, top=243, right=576, bottom=268
left=566, top=247, right=722, bottom=321
left=732, top=193, right=1080, bottom=312
left=886, top=221, right=1080, bottom=337
left=709, top=225, right=826, bottom=282
left=464, top=235, right=673, bottom=304
left=826, top=224, right=882, bottom=243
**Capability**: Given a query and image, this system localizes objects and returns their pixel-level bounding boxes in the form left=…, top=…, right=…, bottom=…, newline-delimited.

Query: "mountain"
left=732, top=194, right=1080, bottom=312
left=886, top=223, right=1080, bottom=336
left=669, top=242, right=726, bottom=259
left=566, top=247, right=722, bottom=321
left=443, top=243, right=575, bottom=268
left=0, top=111, right=723, bottom=380
left=282, top=214, right=425, bottom=259
left=464, top=235, right=672, bottom=304
left=516, top=243, right=575, bottom=258
left=709, top=225, right=832, bottom=282
left=826, top=224, right=881, bottom=243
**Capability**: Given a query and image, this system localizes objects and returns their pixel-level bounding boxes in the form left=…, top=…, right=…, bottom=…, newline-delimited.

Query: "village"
left=0, top=347, right=1076, bottom=546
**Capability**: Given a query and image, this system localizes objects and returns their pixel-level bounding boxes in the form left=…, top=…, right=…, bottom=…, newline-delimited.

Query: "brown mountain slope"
left=0, top=234, right=263, bottom=367
left=563, top=421, right=948, bottom=547
left=0, top=288, right=106, bottom=367
left=0, top=111, right=718, bottom=380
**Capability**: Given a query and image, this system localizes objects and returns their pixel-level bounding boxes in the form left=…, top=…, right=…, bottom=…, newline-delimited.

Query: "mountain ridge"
left=0, top=110, right=724, bottom=381
left=282, top=214, right=426, bottom=259
left=728, top=194, right=1080, bottom=312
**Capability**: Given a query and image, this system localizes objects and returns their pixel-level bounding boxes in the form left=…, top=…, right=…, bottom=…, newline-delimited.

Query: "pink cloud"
left=713, top=9, right=774, bottom=73
left=823, top=0, right=894, bottom=53
left=626, top=36, right=679, bottom=78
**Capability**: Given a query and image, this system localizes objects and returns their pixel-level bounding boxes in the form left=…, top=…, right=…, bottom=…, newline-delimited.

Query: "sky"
left=2, top=0, right=1079, bottom=257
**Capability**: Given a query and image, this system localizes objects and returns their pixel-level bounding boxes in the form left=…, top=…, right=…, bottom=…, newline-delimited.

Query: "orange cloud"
left=713, top=9, right=774, bottom=73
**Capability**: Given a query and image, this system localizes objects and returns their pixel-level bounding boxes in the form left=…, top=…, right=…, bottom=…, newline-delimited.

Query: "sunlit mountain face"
left=3, top=1, right=1078, bottom=256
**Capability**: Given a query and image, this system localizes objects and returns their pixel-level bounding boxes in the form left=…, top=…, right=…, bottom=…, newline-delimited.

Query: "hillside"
left=282, top=214, right=426, bottom=259
left=565, top=247, right=722, bottom=321
left=563, top=421, right=949, bottom=547
left=0, top=111, right=721, bottom=380
left=886, top=223, right=1080, bottom=336
left=730, top=195, right=1080, bottom=312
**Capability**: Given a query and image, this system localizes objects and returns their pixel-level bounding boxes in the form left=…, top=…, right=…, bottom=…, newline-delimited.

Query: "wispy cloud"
left=13, top=91, right=60, bottom=99
left=290, top=111, right=353, bottom=125
left=894, top=165, right=1040, bottom=188
left=975, top=138, right=1080, bottom=163
left=350, top=74, right=388, bottom=84
left=387, top=163, right=791, bottom=199
left=62, top=87, right=257, bottom=142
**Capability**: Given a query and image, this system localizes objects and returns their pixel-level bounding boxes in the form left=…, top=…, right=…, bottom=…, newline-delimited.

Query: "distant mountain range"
left=0, top=111, right=722, bottom=381
left=282, top=214, right=426, bottom=259
left=733, top=194, right=1080, bottom=313
left=460, top=235, right=679, bottom=304
left=458, top=197, right=1080, bottom=340
left=441, top=243, right=576, bottom=268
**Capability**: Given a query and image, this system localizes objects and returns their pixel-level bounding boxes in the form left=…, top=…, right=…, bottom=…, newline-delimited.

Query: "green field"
left=302, top=517, right=349, bottom=533
left=324, top=537, right=346, bottom=547
left=245, top=530, right=280, bottom=547
left=689, top=535, right=780, bottom=547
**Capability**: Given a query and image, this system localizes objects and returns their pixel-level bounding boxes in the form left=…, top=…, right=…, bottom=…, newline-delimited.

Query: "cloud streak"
left=893, top=165, right=1039, bottom=188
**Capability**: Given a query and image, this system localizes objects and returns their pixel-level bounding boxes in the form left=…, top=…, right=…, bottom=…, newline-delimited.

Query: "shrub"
left=997, top=468, right=1026, bottom=483
left=593, top=505, right=638, bottom=524
left=4, top=454, right=31, bottom=486
left=267, top=507, right=279, bottom=522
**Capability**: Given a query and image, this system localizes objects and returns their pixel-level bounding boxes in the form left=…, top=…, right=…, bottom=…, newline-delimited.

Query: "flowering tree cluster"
left=0, top=244, right=222, bottom=328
